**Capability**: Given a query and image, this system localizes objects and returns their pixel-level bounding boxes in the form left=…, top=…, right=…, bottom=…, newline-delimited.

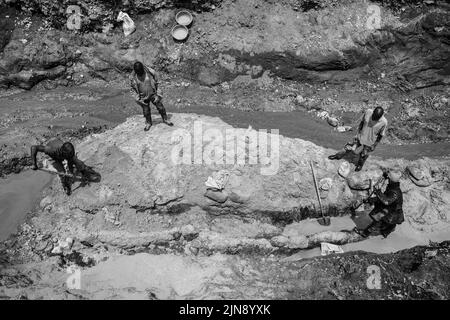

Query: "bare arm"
left=73, top=156, right=94, bottom=179
left=129, top=73, right=138, bottom=94
left=67, top=159, right=75, bottom=174
left=357, top=114, right=365, bottom=133
left=147, top=66, right=159, bottom=92
left=372, top=133, right=383, bottom=149
left=68, top=156, right=88, bottom=175
left=30, top=145, right=46, bottom=169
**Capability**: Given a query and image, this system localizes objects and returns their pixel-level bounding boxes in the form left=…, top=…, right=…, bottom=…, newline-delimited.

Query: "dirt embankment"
left=0, top=113, right=449, bottom=300
left=0, top=0, right=448, bottom=147
left=1, top=241, right=449, bottom=299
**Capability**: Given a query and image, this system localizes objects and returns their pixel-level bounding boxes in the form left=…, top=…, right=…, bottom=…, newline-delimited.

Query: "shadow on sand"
left=330, top=149, right=364, bottom=167
left=71, top=167, right=102, bottom=192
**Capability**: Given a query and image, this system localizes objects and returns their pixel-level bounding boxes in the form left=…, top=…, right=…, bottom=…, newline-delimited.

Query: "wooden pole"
left=310, top=160, right=325, bottom=219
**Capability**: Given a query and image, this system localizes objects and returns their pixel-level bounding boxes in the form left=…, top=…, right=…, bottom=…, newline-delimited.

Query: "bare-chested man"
left=31, top=139, right=90, bottom=195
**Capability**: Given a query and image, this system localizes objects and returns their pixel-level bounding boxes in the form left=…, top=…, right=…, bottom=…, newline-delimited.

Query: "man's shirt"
left=357, top=109, right=388, bottom=147
left=130, top=65, right=158, bottom=102
left=374, top=181, right=404, bottom=225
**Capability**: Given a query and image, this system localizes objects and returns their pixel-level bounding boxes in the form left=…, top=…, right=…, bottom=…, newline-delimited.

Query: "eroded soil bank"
left=0, top=113, right=449, bottom=300
left=1, top=241, right=449, bottom=299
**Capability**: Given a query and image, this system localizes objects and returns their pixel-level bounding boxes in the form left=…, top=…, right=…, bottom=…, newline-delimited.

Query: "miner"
left=328, top=107, right=388, bottom=171
left=355, top=168, right=404, bottom=238
left=31, top=139, right=91, bottom=196
left=130, top=61, right=173, bottom=131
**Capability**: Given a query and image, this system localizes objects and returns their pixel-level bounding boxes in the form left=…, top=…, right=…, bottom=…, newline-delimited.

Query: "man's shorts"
left=142, top=94, right=162, bottom=105
left=42, top=159, right=67, bottom=173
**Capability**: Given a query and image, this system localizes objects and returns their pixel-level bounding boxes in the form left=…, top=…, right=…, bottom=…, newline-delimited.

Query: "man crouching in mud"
left=31, top=139, right=93, bottom=196
left=130, top=61, right=173, bottom=131
left=354, top=168, right=404, bottom=238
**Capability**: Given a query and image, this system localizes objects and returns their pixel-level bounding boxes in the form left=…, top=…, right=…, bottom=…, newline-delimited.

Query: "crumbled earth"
left=1, top=239, right=449, bottom=299
left=0, top=0, right=449, bottom=300
left=2, top=114, right=450, bottom=299
left=0, top=0, right=448, bottom=150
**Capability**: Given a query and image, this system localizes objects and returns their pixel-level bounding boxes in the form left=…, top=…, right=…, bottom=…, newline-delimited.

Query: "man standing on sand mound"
left=130, top=61, right=174, bottom=131
left=328, top=107, right=388, bottom=172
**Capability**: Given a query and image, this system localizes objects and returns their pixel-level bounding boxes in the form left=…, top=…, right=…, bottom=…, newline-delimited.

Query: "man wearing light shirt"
left=328, top=107, right=388, bottom=171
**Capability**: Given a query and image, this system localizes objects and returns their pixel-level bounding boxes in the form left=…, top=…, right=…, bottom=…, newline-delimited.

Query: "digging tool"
left=38, top=168, right=100, bottom=184
left=350, top=174, right=388, bottom=231
left=352, top=175, right=387, bottom=211
left=310, top=160, right=330, bottom=226
left=38, top=168, right=78, bottom=179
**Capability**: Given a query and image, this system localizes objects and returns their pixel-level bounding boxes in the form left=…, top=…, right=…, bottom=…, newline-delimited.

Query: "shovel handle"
left=353, top=176, right=386, bottom=210
left=310, top=160, right=325, bottom=218
left=38, top=168, right=77, bottom=179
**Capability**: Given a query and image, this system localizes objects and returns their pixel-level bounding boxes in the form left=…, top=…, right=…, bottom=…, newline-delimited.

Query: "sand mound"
left=21, top=113, right=449, bottom=254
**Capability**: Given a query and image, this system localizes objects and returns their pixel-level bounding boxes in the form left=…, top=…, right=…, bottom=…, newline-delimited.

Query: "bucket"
left=176, top=10, right=193, bottom=26
left=171, top=24, right=189, bottom=41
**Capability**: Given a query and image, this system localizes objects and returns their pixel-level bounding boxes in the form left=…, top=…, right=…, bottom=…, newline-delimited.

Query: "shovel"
left=38, top=168, right=78, bottom=179
left=310, top=160, right=330, bottom=226
left=352, top=175, right=386, bottom=211
left=38, top=168, right=99, bottom=183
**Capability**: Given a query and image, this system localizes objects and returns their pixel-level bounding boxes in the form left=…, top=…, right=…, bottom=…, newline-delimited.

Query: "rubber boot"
left=158, top=107, right=173, bottom=126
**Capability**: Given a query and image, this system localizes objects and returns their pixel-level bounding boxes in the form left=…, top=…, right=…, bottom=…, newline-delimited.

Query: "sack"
left=338, top=161, right=351, bottom=178
left=117, top=11, right=136, bottom=36
left=321, top=242, right=344, bottom=256
left=205, top=170, right=230, bottom=191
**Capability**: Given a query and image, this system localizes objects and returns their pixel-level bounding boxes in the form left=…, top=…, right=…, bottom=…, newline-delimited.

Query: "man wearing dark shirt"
left=130, top=61, right=173, bottom=131
left=31, top=139, right=88, bottom=195
left=355, top=169, right=404, bottom=238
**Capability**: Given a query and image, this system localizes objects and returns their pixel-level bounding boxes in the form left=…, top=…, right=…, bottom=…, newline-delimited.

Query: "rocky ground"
left=1, top=242, right=449, bottom=299
left=1, top=114, right=449, bottom=299
left=0, top=0, right=449, bottom=152
left=0, top=0, right=449, bottom=300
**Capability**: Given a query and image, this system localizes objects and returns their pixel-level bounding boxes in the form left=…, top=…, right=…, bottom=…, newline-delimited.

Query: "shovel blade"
left=318, top=217, right=331, bottom=226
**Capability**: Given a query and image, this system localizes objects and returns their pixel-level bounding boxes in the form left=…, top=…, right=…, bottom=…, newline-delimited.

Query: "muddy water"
left=0, top=171, right=53, bottom=240
left=172, top=106, right=450, bottom=160
left=283, top=217, right=450, bottom=262
left=81, top=253, right=225, bottom=299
